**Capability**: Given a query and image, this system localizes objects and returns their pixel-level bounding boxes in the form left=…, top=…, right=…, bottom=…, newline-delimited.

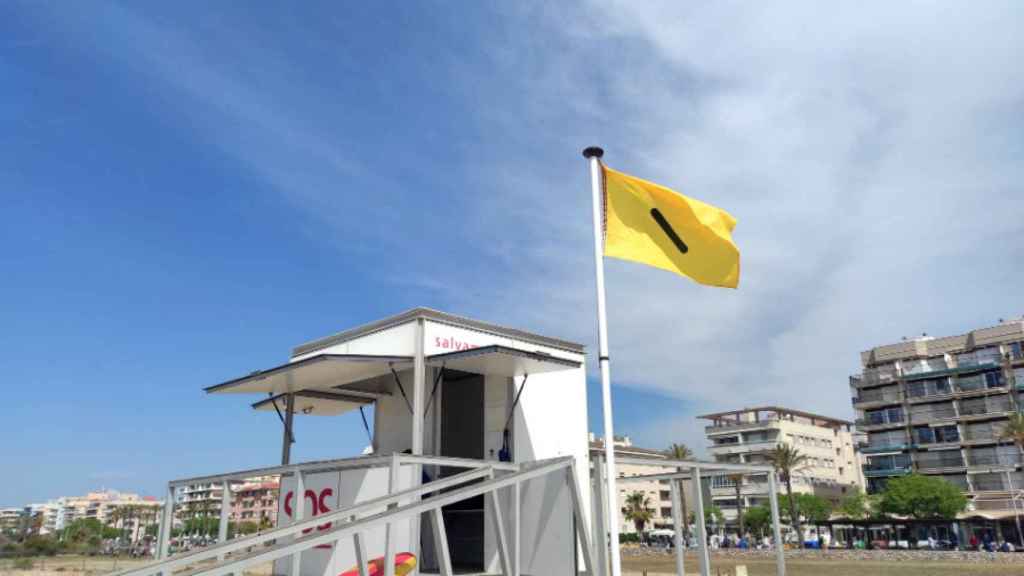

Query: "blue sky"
left=3, top=2, right=1024, bottom=506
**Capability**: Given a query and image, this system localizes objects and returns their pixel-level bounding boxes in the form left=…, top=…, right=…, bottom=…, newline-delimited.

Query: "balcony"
left=966, top=452, right=1022, bottom=469
left=856, top=412, right=905, bottom=429
left=863, top=466, right=911, bottom=478
left=853, top=389, right=902, bottom=406
left=861, top=443, right=912, bottom=454
left=857, top=367, right=898, bottom=387
left=958, top=400, right=1014, bottom=418
left=909, top=407, right=957, bottom=424
left=705, top=420, right=780, bottom=435
left=917, top=459, right=966, bottom=472
left=708, top=440, right=779, bottom=455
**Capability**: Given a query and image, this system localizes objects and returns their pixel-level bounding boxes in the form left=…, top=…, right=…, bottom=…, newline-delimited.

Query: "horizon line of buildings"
left=7, top=316, right=1024, bottom=543
left=2, top=478, right=282, bottom=542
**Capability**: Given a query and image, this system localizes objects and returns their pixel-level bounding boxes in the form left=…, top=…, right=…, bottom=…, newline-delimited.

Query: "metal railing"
left=856, top=414, right=905, bottom=427
left=855, top=389, right=901, bottom=404
left=917, top=457, right=966, bottom=471
left=959, top=400, right=1014, bottom=416
left=126, top=454, right=590, bottom=576
left=967, top=453, right=1023, bottom=467
left=909, top=407, right=957, bottom=423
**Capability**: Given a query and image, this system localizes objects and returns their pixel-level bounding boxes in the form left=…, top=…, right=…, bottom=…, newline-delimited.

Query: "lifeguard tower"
left=133, top=308, right=596, bottom=576
left=115, top=307, right=787, bottom=576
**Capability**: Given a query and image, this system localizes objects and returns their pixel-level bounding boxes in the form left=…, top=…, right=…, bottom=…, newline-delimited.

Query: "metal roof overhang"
left=426, top=345, right=580, bottom=377
left=252, top=390, right=378, bottom=417
left=205, top=354, right=413, bottom=395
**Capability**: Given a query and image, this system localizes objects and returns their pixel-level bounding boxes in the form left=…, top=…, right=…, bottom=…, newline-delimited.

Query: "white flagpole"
left=583, top=146, right=622, bottom=576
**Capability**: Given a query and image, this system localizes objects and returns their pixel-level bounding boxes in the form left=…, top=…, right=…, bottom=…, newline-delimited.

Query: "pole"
left=584, top=145, right=622, bottom=576
left=670, top=480, right=686, bottom=576
left=767, top=473, right=786, bottom=576
left=281, top=393, right=295, bottom=465
left=691, top=467, right=710, bottom=576
left=1005, top=465, right=1024, bottom=547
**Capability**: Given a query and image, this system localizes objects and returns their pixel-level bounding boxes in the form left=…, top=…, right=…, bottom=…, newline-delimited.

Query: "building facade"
left=852, top=319, right=1024, bottom=511
left=229, top=478, right=280, bottom=526
left=589, top=434, right=695, bottom=535
left=701, top=406, right=864, bottom=526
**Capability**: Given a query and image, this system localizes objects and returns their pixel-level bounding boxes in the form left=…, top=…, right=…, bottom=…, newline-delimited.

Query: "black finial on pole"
left=582, top=146, right=604, bottom=159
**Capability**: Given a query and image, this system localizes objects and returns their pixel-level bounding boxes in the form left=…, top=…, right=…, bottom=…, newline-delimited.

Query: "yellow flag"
left=602, top=165, right=740, bottom=288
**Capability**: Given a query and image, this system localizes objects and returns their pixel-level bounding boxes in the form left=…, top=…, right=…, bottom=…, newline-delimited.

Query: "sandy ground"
left=623, top=552, right=1024, bottom=576
left=5, top=553, right=1024, bottom=576
left=0, top=556, right=274, bottom=576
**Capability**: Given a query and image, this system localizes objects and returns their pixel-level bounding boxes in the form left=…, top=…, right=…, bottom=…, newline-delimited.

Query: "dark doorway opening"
left=436, top=370, right=486, bottom=573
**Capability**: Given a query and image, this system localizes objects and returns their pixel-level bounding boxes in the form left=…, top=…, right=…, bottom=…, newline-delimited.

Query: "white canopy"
left=205, top=354, right=412, bottom=396
left=426, top=345, right=580, bottom=377
left=252, top=390, right=377, bottom=417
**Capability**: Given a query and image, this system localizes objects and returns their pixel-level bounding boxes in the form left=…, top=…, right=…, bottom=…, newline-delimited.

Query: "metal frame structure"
left=138, top=453, right=591, bottom=576
left=591, top=455, right=787, bottom=576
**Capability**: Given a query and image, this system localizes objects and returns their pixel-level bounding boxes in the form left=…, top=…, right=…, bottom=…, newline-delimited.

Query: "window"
left=934, top=425, right=959, bottom=443
left=984, top=371, right=1005, bottom=388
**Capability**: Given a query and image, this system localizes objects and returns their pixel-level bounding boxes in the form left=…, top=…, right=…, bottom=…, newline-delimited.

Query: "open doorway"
left=438, top=369, right=485, bottom=573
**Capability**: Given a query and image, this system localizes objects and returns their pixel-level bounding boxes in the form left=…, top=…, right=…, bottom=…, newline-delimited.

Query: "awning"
left=426, top=345, right=580, bottom=377
left=205, top=354, right=413, bottom=395
left=252, top=390, right=377, bottom=417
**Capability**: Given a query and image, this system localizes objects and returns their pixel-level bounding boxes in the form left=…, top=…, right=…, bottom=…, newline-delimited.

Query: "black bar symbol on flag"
left=650, top=208, right=689, bottom=254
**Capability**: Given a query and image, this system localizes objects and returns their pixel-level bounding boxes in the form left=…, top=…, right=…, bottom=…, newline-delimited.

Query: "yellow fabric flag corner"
left=602, top=164, right=740, bottom=288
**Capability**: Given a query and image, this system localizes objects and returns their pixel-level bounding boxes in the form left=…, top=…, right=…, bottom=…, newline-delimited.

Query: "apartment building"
left=229, top=478, right=280, bottom=526
left=0, top=507, right=22, bottom=534
left=701, top=406, right=864, bottom=525
left=177, top=482, right=226, bottom=520
left=589, top=434, right=694, bottom=535
left=852, top=319, right=1024, bottom=510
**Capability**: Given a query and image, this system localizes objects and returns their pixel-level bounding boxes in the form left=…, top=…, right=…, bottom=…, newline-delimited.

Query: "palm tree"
left=623, top=491, right=654, bottom=537
left=728, top=473, right=745, bottom=535
left=667, top=443, right=693, bottom=539
left=107, top=506, right=123, bottom=543
left=770, top=445, right=809, bottom=546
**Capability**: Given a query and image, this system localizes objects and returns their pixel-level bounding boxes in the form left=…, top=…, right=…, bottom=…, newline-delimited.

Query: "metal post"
left=584, top=145, right=623, bottom=576
left=158, top=485, right=174, bottom=560
left=591, top=455, right=609, bottom=576
left=512, top=480, right=521, bottom=576
left=353, top=532, right=369, bottom=576
left=567, top=463, right=596, bottom=575
left=430, top=509, right=453, bottom=576
left=412, top=320, right=426, bottom=572
left=384, top=453, right=399, bottom=576
left=692, top=466, right=710, bottom=576
left=488, top=491, right=512, bottom=576
left=281, top=393, right=295, bottom=466
left=218, top=481, right=231, bottom=558
left=291, top=469, right=305, bottom=576
left=767, top=472, right=786, bottom=576
left=1006, top=467, right=1024, bottom=548
left=670, top=480, right=686, bottom=576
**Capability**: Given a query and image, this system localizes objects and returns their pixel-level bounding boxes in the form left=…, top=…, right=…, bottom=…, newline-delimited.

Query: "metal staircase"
left=114, top=455, right=593, bottom=576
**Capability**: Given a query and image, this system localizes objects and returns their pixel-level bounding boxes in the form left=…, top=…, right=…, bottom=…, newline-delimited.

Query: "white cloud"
left=443, top=0, right=1024, bottom=445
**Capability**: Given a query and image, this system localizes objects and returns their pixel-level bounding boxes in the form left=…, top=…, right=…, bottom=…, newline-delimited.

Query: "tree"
left=795, top=494, right=832, bottom=524
left=666, top=443, right=693, bottom=539
left=622, top=492, right=653, bottom=535
left=879, top=474, right=967, bottom=519
left=727, top=473, right=746, bottom=534
left=770, top=445, right=809, bottom=543
left=999, top=413, right=1024, bottom=450
left=838, top=492, right=873, bottom=520
left=704, top=504, right=724, bottom=527
left=744, top=505, right=772, bottom=536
